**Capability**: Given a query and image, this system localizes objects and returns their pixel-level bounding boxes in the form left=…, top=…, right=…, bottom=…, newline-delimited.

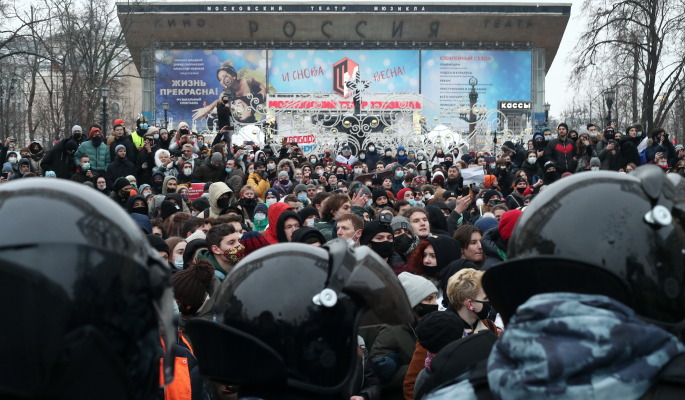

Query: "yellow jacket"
left=247, top=171, right=270, bottom=202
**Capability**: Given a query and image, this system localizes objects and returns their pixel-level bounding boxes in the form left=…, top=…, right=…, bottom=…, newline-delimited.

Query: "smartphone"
left=1, top=172, right=8, bottom=179
left=246, top=141, right=254, bottom=145
left=462, top=186, right=470, bottom=197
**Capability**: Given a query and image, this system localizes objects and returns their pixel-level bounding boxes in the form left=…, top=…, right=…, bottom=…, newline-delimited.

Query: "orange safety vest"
left=160, top=332, right=194, bottom=400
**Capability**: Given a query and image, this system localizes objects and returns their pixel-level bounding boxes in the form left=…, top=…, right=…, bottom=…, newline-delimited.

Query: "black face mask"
left=217, top=197, right=231, bottom=209
left=416, top=303, right=439, bottom=318
left=472, top=300, right=492, bottom=320
left=423, top=265, right=440, bottom=277
left=120, top=190, right=130, bottom=200
left=545, top=171, right=557, bottom=179
left=73, top=132, right=82, bottom=140
left=166, top=188, right=176, bottom=193
left=131, top=206, right=148, bottom=216
left=516, top=186, right=526, bottom=194
left=242, top=198, right=256, bottom=204
left=393, top=234, right=413, bottom=254
left=336, top=173, right=347, bottom=181
left=369, top=240, right=394, bottom=259
left=488, top=199, right=502, bottom=207
left=153, top=180, right=163, bottom=188
left=91, top=136, right=102, bottom=147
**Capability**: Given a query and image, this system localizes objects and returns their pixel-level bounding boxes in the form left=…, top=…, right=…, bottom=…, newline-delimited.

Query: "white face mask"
left=316, top=169, right=324, bottom=175
left=385, top=151, right=392, bottom=156
left=305, top=218, right=316, bottom=227
left=254, top=213, right=266, bottom=221
left=354, top=168, right=362, bottom=174
left=369, top=146, right=375, bottom=152
left=191, top=211, right=198, bottom=217
left=8, top=157, right=17, bottom=164
left=97, top=184, right=107, bottom=190
left=528, top=157, right=536, bottom=164
left=659, top=161, right=667, bottom=166
left=591, top=167, right=600, bottom=171
left=589, top=132, right=598, bottom=138
left=183, top=168, right=192, bottom=176
left=544, top=135, right=552, bottom=141
left=266, top=198, right=276, bottom=206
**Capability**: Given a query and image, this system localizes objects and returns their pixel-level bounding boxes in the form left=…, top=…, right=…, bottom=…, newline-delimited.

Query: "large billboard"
left=155, top=49, right=274, bottom=130
left=420, top=50, right=531, bottom=114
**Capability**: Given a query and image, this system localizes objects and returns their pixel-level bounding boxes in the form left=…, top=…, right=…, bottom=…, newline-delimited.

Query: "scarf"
left=488, top=293, right=685, bottom=400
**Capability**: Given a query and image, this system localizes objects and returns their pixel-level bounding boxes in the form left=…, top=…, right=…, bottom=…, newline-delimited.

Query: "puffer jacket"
left=544, top=136, right=577, bottom=174
left=74, top=141, right=111, bottom=173
left=246, top=171, right=270, bottom=201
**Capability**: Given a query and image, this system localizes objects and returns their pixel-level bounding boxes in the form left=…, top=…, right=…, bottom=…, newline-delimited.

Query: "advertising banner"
left=420, top=50, right=531, bottom=115
left=155, top=49, right=275, bottom=130
left=187, top=182, right=206, bottom=201
left=268, top=50, right=419, bottom=109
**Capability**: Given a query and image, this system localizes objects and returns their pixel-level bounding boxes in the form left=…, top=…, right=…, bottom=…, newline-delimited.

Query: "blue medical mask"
left=408, top=199, right=417, bottom=206
left=225, top=168, right=232, bottom=173
left=254, top=213, right=266, bottom=221
left=173, top=299, right=179, bottom=314
left=140, top=123, right=148, bottom=130
left=396, top=171, right=404, bottom=178
left=297, top=193, right=308, bottom=202
left=366, top=199, right=373, bottom=207
left=237, top=155, right=243, bottom=160
left=637, top=132, right=642, bottom=137
left=82, top=163, right=90, bottom=170
left=154, top=134, right=159, bottom=139
left=174, top=258, right=184, bottom=270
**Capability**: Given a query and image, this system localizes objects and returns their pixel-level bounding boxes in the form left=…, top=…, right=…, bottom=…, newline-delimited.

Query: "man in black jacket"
left=41, top=139, right=78, bottom=179
left=545, top=123, right=577, bottom=174
left=108, top=124, right=137, bottom=164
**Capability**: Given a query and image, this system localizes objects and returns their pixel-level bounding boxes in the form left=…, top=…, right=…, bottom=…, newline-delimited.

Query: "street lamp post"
left=162, top=102, right=169, bottom=128
left=101, top=87, right=109, bottom=137
left=543, top=102, right=551, bottom=127
left=604, top=88, right=616, bottom=127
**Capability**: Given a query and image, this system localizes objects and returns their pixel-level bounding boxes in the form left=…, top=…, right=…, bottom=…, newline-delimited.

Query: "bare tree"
left=570, top=0, right=685, bottom=134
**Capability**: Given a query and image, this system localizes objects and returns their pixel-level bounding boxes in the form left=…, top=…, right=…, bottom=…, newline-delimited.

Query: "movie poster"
left=154, top=49, right=275, bottom=131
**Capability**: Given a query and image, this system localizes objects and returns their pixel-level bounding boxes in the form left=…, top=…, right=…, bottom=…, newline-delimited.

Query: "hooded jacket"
left=74, top=139, right=111, bottom=172
left=363, top=144, right=381, bottom=169
left=205, top=182, right=235, bottom=219
left=391, top=164, right=405, bottom=195
left=28, top=142, right=44, bottom=176
left=276, top=158, right=295, bottom=179
left=264, top=202, right=293, bottom=244
left=425, top=205, right=449, bottom=236
left=40, top=139, right=76, bottom=179
left=275, top=210, right=302, bottom=243
left=161, top=176, right=179, bottom=196
left=395, top=146, right=409, bottom=166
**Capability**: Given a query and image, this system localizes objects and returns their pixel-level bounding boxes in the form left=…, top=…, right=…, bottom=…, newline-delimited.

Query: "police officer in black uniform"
left=426, top=165, right=685, bottom=400
left=0, top=179, right=176, bottom=400
left=185, top=238, right=414, bottom=400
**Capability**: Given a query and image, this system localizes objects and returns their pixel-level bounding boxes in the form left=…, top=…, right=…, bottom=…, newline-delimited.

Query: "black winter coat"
left=105, top=157, right=137, bottom=191
left=545, top=137, right=577, bottom=173
left=108, top=135, right=137, bottom=165
left=41, top=140, right=76, bottom=179
left=194, top=161, right=227, bottom=183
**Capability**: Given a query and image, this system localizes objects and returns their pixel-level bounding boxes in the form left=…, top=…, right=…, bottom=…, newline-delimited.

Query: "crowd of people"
left=3, top=117, right=685, bottom=400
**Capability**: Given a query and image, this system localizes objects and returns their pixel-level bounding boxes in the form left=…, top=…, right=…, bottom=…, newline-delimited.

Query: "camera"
left=379, top=213, right=392, bottom=225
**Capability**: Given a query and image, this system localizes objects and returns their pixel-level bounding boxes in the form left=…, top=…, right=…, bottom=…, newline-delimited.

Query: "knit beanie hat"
left=498, top=209, right=522, bottom=241
left=297, top=206, right=318, bottom=222
left=115, top=144, right=126, bottom=155
left=265, top=188, right=280, bottom=202
left=211, top=152, right=223, bottom=163
left=432, top=175, right=445, bottom=187
left=172, top=259, right=214, bottom=313
left=294, top=184, right=308, bottom=195
left=185, top=229, right=206, bottom=243
left=372, top=188, right=388, bottom=203
left=360, top=219, right=394, bottom=246
left=191, top=196, right=210, bottom=212
left=391, top=216, right=414, bottom=236
left=82, top=181, right=94, bottom=188
left=114, top=177, right=130, bottom=193
left=88, top=127, right=101, bottom=139
left=371, top=174, right=384, bottom=186
left=482, top=190, right=500, bottom=203
left=240, top=231, right=270, bottom=256
left=590, top=157, right=601, bottom=167
left=398, top=272, right=438, bottom=308
left=254, top=203, right=269, bottom=217
left=397, top=187, right=413, bottom=201
left=474, top=217, right=498, bottom=233
left=415, top=311, right=465, bottom=354
left=278, top=171, right=289, bottom=179
left=65, top=140, right=79, bottom=152
left=147, top=234, right=169, bottom=255
left=557, top=122, right=569, bottom=132
left=161, top=200, right=181, bottom=221
left=72, top=125, right=82, bottom=134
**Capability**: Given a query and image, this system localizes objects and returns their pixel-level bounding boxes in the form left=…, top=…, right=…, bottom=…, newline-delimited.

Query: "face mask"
left=544, top=135, right=551, bottom=141
left=343, top=150, right=351, bottom=156
left=472, top=300, right=492, bottom=320
left=184, top=168, right=192, bottom=176
left=354, top=168, right=362, bottom=174
left=166, top=188, right=176, bottom=193
left=385, top=151, right=392, bottom=156
left=516, top=186, right=526, bottom=194
left=91, top=136, right=102, bottom=147
left=73, top=132, right=82, bottom=140
left=408, top=199, right=417, bottom=206
left=369, top=240, right=394, bottom=258
left=418, top=156, right=424, bottom=161
left=140, top=123, right=148, bottom=130
left=120, top=191, right=130, bottom=200
left=181, top=193, right=189, bottom=201
left=637, top=132, right=642, bottom=137
left=8, top=157, right=17, bottom=164
left=393, top=234, right=413, bottom=254
left=254, top=213, right=266, bottom=221
left=545, top=170, right=556, bottom=178
left=346, top=232, right=359, bottom=247
left=311, top=158, right=317, bottom=163
left=154, top=134, right=159, bottom=139
left=359, top=155, right=365, bottom=160
left=398, top=151, right=405, bottom=156
left=174, top=258, right=184, bottom=270
left=419, top=170, right=427, bottom=176
left=591, top=166, right=600, bottom=171
left=423, top=193, right=432, bottom=200
left=153, top=180, right=163, bottom=188
left=416, top=303, right=439, bottom=318
left=366, top=199, right=373, bottom=207
left=330, top=183, right=337, bottom=190
left=297, top=194, right=308, bottom=202
left=223, top=244, right=246, bottom=263
left=488, top=199, right=501, bottom=207
left=490, top=163, right=496, bottom=169
left=82, top=163, right=91, bottom=170
left=266, top=198, right=277, bottom=206
left=225, top=168, right=232, bottom=173
left=97, top=184, right=107, bottom=190
left=369, top=146, right=375, bottom=152
left=396, top=171, right=404, bottom=178
left=659, top=161, right=667, bottom=167
left=528, top=157, right=536, bottom=164
left=217, top=197, right=230, bottom=209
left=132, top=206, right=148, bottom=215
left=589, top=132, right=598, bottom=138
left=267, top=163, right=275, bottom=170
left=279, top=178, right=289, bottom=186
left=305, top=218, right=316, bottom=227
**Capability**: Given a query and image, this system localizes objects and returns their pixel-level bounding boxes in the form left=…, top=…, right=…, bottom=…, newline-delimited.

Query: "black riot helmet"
left=0, top=179, right=176, bottom=399
left=482, top=166, right=685, bottom=329
left=185, top=238, right=413, bottom=396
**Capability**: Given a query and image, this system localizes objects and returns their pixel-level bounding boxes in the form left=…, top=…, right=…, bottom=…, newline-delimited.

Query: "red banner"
left=188, top=183, right=206, bottom=201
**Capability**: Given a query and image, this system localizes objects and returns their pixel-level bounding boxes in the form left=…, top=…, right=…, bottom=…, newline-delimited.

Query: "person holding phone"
left=645, top=127, right=676, bottom=164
